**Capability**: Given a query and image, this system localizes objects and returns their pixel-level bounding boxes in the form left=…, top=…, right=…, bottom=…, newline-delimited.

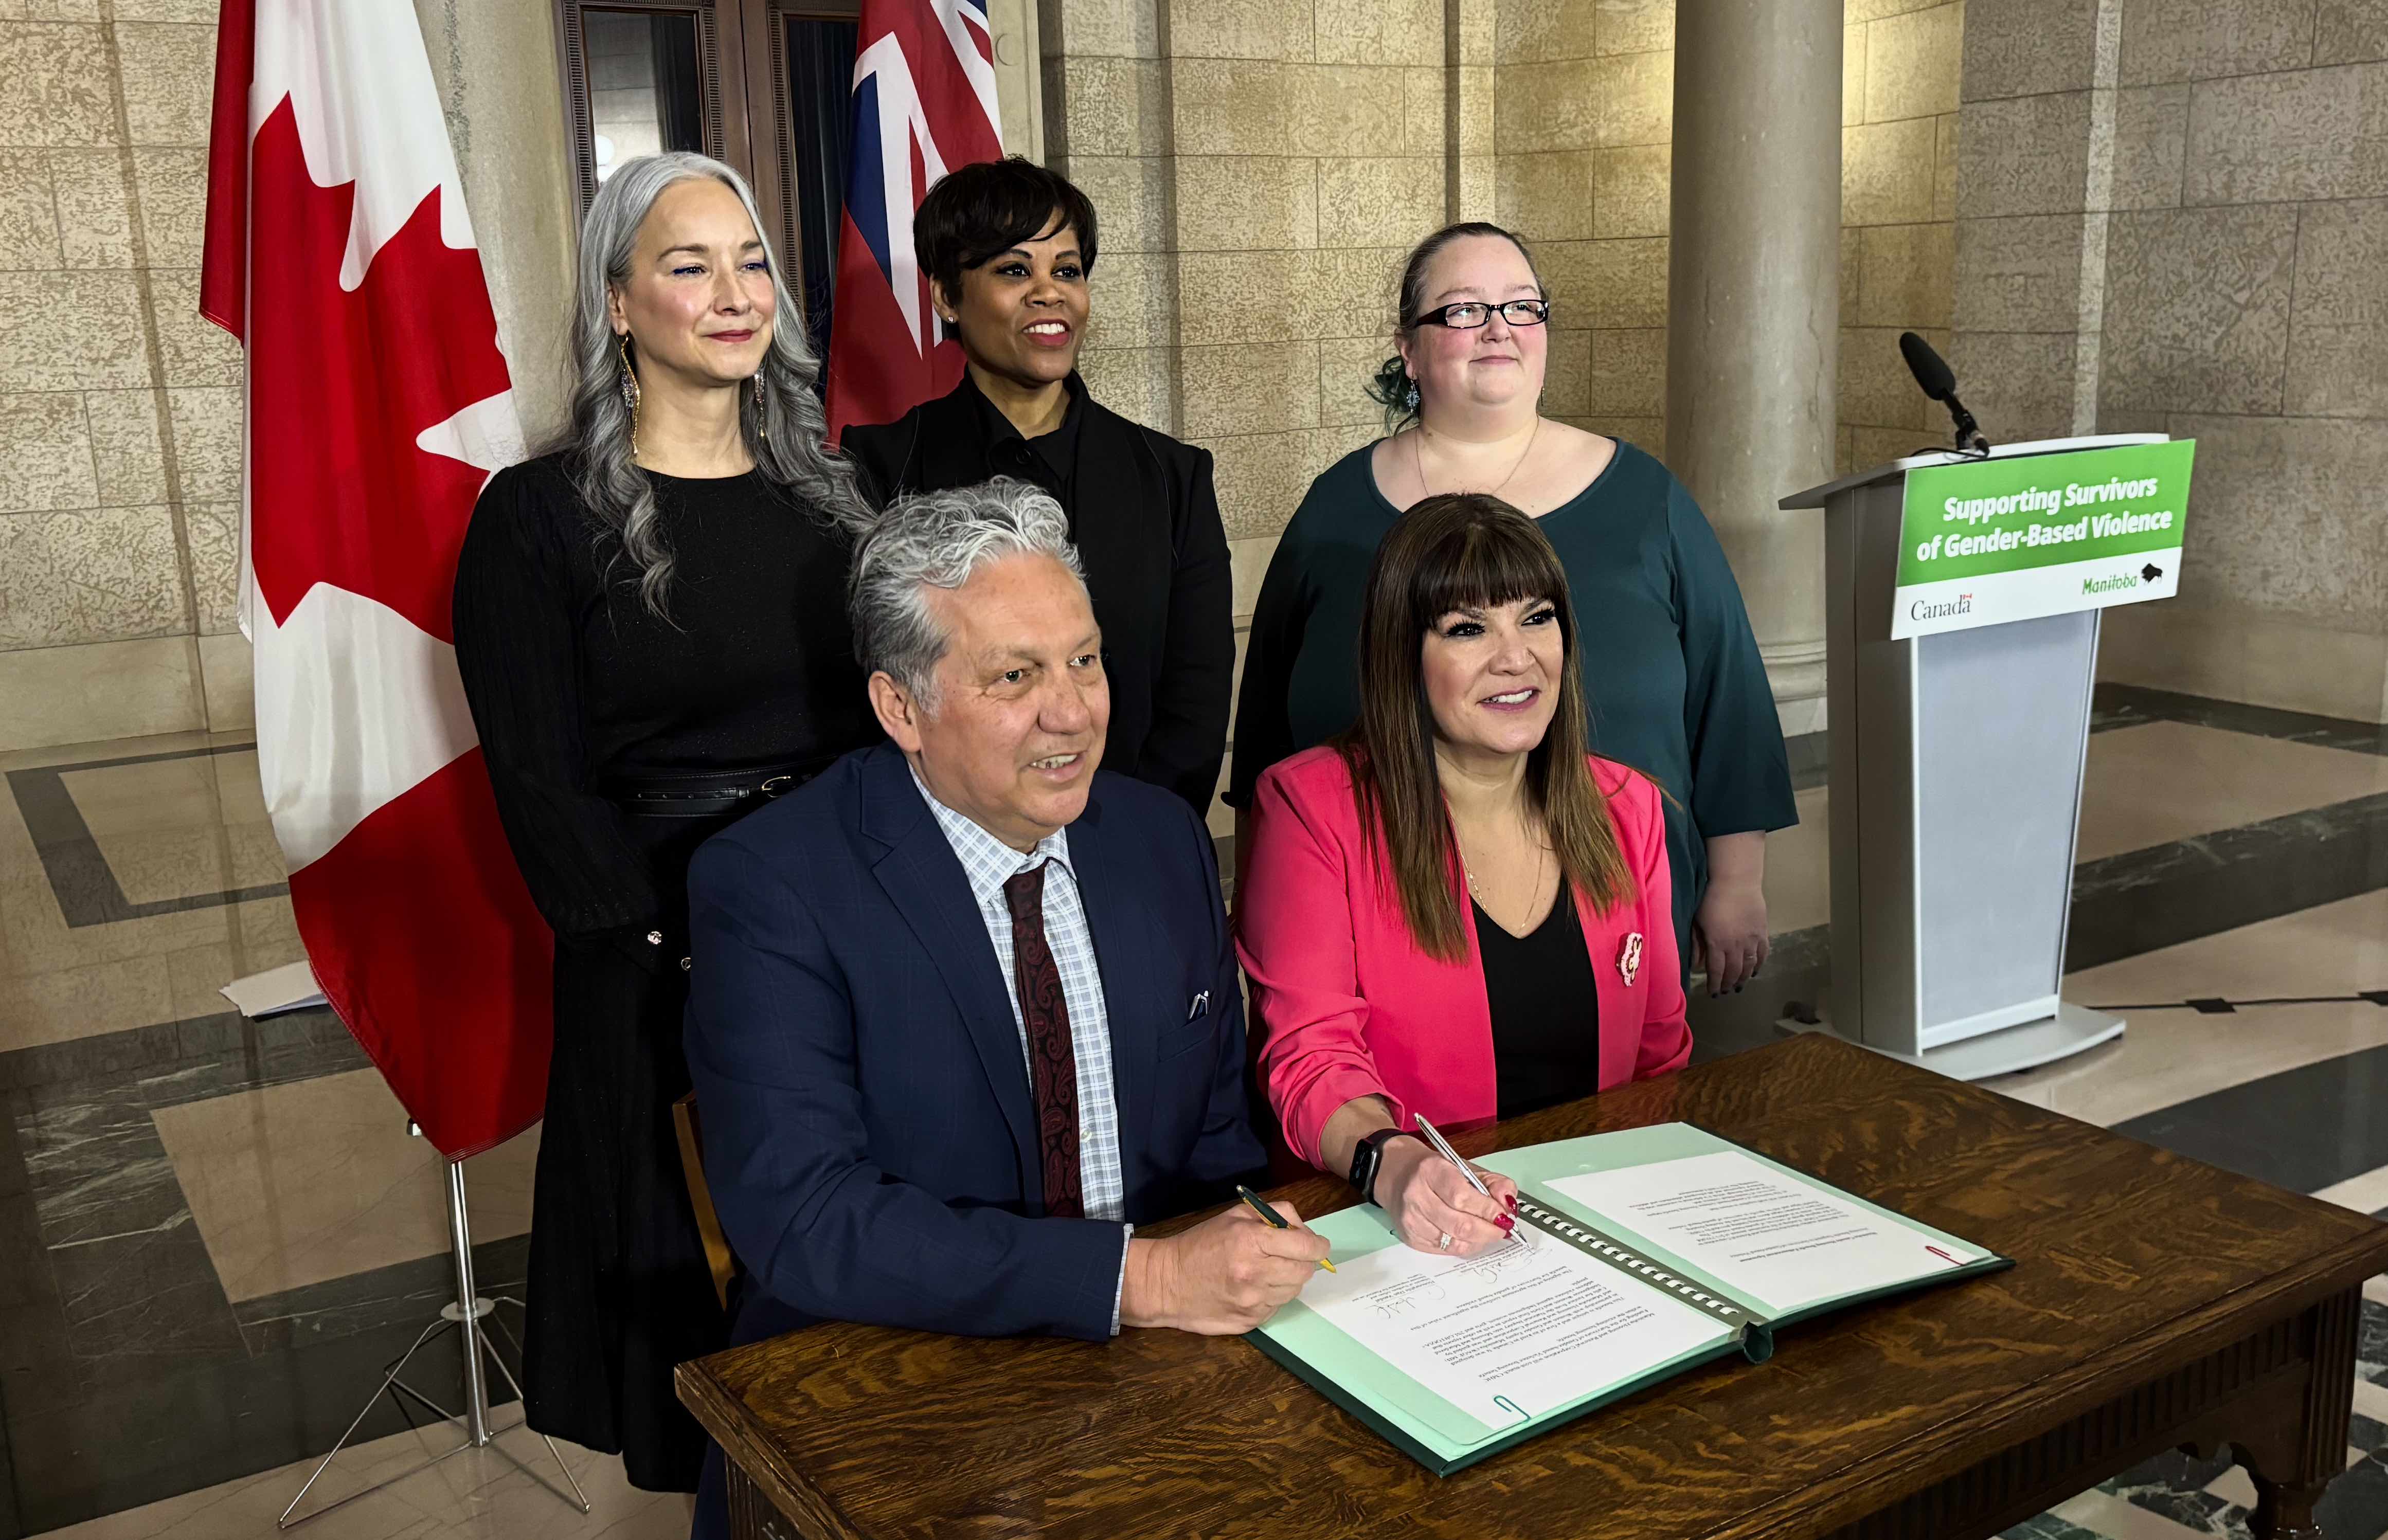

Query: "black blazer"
left=843, top=376, right=1233, bottom=816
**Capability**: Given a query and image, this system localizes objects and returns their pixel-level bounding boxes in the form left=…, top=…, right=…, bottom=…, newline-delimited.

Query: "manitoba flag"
left=201, top=0, right=551, bottom=1158
left=822, top=0, right=1005, bottom=441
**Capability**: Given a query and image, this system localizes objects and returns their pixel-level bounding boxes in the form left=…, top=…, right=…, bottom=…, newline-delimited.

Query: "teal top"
left=1226, top=441, right=1797, bottom=960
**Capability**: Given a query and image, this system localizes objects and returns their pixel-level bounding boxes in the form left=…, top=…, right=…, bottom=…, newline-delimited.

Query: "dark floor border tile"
left=2110, top=1043, right=2388, bottom=1194
left=2092, top=683, right=2388, bottom=756
left=235, top=1235, right=531, bottom=1357
left=4, top=742, right=289, bottom=929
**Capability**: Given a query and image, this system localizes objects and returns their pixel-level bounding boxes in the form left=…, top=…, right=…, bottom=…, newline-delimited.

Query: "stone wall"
left=0, top=3, right=248, bottom=751
left=1954, top=0, right=2388, bottom=723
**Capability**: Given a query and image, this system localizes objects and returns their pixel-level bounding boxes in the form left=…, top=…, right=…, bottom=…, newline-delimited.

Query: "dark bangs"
left=1406, top=508, right=1572, bottom=640
left=912, top=156, right=1100, bottom=301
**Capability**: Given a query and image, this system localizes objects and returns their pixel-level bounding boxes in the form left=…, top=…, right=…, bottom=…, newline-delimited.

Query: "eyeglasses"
left=1416, top=299, right=1552, bottom=330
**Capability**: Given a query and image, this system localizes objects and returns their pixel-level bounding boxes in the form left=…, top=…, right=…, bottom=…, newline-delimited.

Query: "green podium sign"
left=1891, top=440, right=2196, bottom=639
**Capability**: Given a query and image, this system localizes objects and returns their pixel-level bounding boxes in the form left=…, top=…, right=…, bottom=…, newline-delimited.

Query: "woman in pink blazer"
left=1237, top=493, right=1690, bottom=1257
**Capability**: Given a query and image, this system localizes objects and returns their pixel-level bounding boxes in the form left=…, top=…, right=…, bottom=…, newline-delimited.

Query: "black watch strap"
left=1350, top=1128, right=1414, bottom=1207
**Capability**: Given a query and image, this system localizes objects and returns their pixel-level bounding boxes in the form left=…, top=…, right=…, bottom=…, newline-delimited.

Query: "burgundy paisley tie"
left=1002, top=863, right=1083, bottom=1219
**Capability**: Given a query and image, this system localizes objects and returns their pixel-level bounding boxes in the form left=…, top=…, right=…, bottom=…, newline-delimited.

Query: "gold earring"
left=752, top=373, right=768, bottom=444
left=617, top=335, right=641, bottom=458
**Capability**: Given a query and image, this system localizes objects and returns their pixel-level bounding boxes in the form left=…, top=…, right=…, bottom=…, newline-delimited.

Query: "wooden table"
left=678, top=1032, right=2388, bottom=1540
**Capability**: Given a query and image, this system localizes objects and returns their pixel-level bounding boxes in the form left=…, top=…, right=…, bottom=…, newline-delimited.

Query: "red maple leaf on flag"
left=246, top=96, right=512, bottom=639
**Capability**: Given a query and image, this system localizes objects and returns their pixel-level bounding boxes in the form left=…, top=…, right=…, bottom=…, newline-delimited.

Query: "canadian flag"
left=201, top=0, right=552, bottom=1158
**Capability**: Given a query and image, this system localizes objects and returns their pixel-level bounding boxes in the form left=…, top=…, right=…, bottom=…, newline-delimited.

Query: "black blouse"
left=1475, top=887, right=1602, bottom=1120
left=452, top=454, right=874, bottom=945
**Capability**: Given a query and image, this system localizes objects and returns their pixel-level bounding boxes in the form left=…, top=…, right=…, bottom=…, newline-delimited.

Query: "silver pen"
left=1412, top=1115, right=1494, bottom=1200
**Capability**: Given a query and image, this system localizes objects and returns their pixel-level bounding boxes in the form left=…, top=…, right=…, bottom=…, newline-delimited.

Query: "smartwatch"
left=1348, top=1128, right=1417, bottom=1208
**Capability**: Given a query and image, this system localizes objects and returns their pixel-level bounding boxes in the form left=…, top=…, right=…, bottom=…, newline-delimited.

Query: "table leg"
left=2236, top=1284, right=2361, bottom=1540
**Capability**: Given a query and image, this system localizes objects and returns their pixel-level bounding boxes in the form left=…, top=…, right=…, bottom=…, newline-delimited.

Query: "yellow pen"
left=1235, top=1183, right=1337, bottom=1272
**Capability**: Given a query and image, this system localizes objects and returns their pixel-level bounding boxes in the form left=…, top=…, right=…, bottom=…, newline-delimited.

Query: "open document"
left=1249, top=1122, right=2007, bottom=1474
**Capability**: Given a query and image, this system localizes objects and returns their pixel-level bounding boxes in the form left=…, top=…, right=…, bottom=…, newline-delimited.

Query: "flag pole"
left=278, top=1125, right=591, bottom=1528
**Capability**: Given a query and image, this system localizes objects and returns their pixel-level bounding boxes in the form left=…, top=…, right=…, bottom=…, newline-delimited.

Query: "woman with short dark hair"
left=1236, top=494, right=1689, bottom=1257
left=843, top=156, right=1232, bottom=816
left=1229, top=220, right=1794, bottom=998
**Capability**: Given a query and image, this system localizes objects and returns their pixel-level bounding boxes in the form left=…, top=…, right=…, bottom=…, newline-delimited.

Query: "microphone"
left=1898, top=331, right=1989, bottom=455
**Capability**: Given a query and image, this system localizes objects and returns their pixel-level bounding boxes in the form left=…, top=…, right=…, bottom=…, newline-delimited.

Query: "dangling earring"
left=617, top=335, right=641, bottom=458
left=1404, top=377, right=1421, bottom=412
left=751, top=373, right=769, bottom=445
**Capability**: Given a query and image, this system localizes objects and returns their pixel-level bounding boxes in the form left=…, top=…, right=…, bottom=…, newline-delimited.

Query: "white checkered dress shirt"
left=910, top=774, right=1132, bottom=1331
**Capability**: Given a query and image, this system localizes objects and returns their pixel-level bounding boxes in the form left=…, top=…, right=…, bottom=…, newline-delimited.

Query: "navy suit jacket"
left=684, top=740, right=1266, bottom=1346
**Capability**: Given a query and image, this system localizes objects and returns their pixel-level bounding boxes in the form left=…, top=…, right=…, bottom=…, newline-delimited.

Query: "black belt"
left=603, top=759, right=828, bottom=819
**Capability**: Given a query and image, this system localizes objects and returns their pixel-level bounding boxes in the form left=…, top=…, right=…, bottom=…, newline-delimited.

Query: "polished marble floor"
left=3, top=685, right=2386, bottom=1540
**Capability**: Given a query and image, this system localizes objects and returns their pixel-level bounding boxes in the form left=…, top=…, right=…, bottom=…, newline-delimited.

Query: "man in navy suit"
left=684, top=477, right=1327, bottom=1433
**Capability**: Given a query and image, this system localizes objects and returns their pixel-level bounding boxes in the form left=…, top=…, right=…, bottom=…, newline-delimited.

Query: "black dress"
left=1476, top=887, right=1602, bottom=1119
left=842, top=371, right=1234, bottom=816
left=452, top=454, right=874, bottom=1491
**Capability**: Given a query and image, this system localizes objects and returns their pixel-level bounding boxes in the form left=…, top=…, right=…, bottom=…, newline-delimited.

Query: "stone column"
left=1663, top=0, right=1841, bottom=733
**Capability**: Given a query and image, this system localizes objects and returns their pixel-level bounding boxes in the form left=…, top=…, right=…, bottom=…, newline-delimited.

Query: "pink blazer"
left=1236, top=745, right=1690, bottom=1168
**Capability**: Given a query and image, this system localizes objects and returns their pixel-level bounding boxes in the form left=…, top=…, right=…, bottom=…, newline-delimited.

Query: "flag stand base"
left=279, top=1132, right=590, bottom=1529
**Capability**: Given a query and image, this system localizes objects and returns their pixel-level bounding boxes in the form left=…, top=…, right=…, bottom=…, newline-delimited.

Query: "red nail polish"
left=1504, top=1193, right=1518, bottom=1209
left=1495, top=1215, right=1514, bottom=1231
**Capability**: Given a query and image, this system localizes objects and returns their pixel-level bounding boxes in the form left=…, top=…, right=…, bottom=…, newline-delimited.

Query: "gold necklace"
left=1413, top=418, right=1542, bottom=503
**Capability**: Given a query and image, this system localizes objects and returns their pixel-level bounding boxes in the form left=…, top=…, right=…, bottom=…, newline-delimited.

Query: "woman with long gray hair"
left=453, top=152, right=878, bottom=1491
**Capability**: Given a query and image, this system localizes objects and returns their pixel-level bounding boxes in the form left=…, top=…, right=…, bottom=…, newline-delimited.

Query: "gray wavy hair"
left=850, top=478, right=1087, bottom=710
left=558, top=152, right=871, bottom=618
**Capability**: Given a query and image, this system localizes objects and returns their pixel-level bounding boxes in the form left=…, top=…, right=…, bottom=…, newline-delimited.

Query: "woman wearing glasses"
left=1229, top=222, right=1793, bottom=1001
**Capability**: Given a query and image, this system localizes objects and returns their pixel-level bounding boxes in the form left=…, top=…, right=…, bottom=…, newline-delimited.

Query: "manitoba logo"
left=2082, top=570, right=2140, bottom=595
left=1911, top=591, right=1973, bottom=622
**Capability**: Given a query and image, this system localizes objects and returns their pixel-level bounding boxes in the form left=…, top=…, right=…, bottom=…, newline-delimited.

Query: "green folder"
left=1248, top=1122, right=2012, bottom=1475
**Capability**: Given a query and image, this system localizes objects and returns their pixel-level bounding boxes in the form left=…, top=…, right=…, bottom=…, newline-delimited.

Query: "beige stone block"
left=1203, top=429, right=1318, bottom=537
left=1044, top=0, right=1160, bottom=59
left=1571, top=414, right=1662, bottom=460
left=83, top=387, right=167, bottom=503
left=2317, top=1, right=2388, bottom=65
left=167, top=384, right=242, bottom=499
left=1842, top=116, right=1938, bottom=226
left=1320, top=334, right=1393, bottom=426
left=1537, top=326, right=1592, bottom=414
left=0, top=271, right=150, bottom=389
left=198, top=628, right=252, bottom=728
left=1954, top=92, right=2089, bottom=219
left=1961, top=0, right=2097, bottom=102
left=0, top=149, right=59, bottom=266
left=1836, top=422, right=1856, bottom=477
left=1174, top=157, right=1317, bottom=252
left=1497, top=58, right=1598, bottom=153
left=0, top=391, right=94, bottom=511
left=2166, top=412, right=2388, bottom=629
left=1863, top=3, right=1961, bottom=123
left=1452, top=65, right=1497, bottom=156
left=1173, top=60, right=1304, bottom=156
left=2240, top=615, right=2388, bottom=722
left=1303, top=65, right=1411, bottom=158
left=2120, top=0, right=2321, bottom=87
left=1320, top=157, right=1445, bottom=250
left=1948, top=329, right=2077, bottom=441
left=0, top=23, right=117, bottom=147
left=149, top=268, right=239, bottom=386
left=1537, top=237, right=1666, bottom=328
left=1933, top=111, right=1958, bottom=221
left=1229, top=533, right=1279, bottom=620
left=1857, top=220, right=1954, bottom=329
left=116, top=23, right=213, bottom=147
left=1496, top=0, right=1597, bottom=63
left=47, top=148, right=133, bottom=267
left=1591, top=143, right=1668, bottom=237
left=1180, top=341, right=1320, bottom=438
left=0, top=505, right=188, bottom=646
left=1179, top=248, right=1317, bottom=345
left=1850, top=423, right=1931, bottom=468
left=187, top=497, right=239, bottom=635
left=2183, top=64, right=2388, bottom=207
left=113, top=0, right=219, bottom=17
left=1844, top=24, right=1866, bottom=129
left=1305, top=420, right=1382, bottom=482
left=1456, top=0, right=1498, bottom=65
left=19, top=1, right=106, bottom=17
left=2111, top=84, right=2188, bottom=211
left=1459, top=152, right=1497, bottom=222
left=1840, top=325, right=1934, bottom=429
left=1950, top=214, right=2077, bottom=332
left=1402, top=67, right=1443, bottom=157
left=132, top=146, right=207, bottom=266
left=1841, top=227, right=1862, bottom=318
left=1585, top=326, right=1663, bottom=415
left=1315, top=0, right=1443, bottom=66
left=1066, top=157, right=1169, bottom=256
left=1845, top=0, right=1942, bottom=20
left=1596, top=0, right=1672, bottom=55
left=2099, top=206, right=2293, bottom=415
left=1061, top=57, right=1170, bottom=156
left=1301, top=245, right=1407, bottom=338
left=1497, top=152, right=1597, bottom=241
left=1075, top=344, right=1175, bottom=429
left=2286, top=197, right=2388, bottom=419
left=1595, top=49, right=1672, bottom=146
left=1170, top=0, right=1312, bottom=61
